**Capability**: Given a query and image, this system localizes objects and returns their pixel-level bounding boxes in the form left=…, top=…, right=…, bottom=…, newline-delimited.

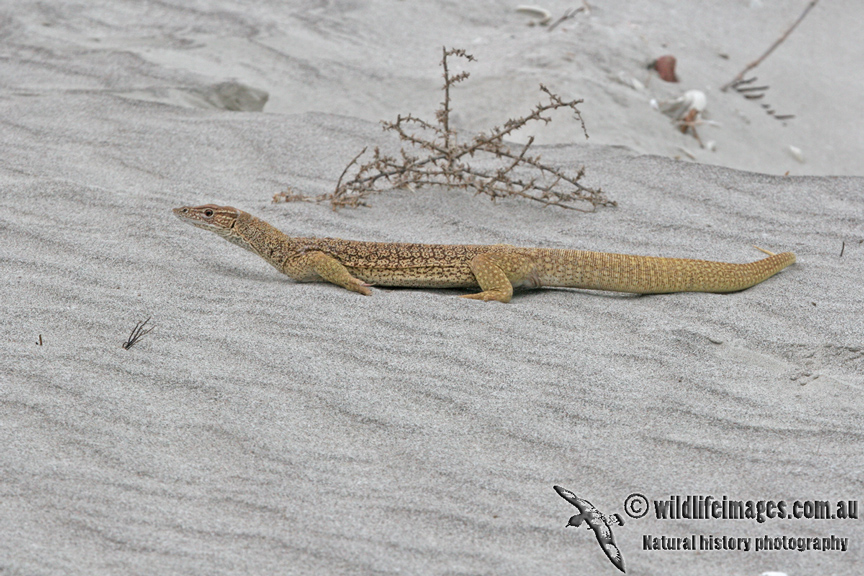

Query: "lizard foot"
left=459, top=290, right=510, bottom=303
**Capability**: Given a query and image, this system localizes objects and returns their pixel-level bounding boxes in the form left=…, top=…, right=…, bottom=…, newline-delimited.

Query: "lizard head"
left=173, top=205, right=240, bottom=233
left=174, top=204, right=265, bottom=255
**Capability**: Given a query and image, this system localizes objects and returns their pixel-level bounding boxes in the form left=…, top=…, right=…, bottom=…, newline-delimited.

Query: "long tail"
left=539, top=249, right=795, bottom=293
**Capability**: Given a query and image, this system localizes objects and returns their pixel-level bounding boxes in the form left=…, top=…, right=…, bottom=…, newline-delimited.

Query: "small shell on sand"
left=788, top=145, right=805, bottom=163
left=658, top=90, right=707, bottom=120
left=651, top=55, right=678, bottom=82
left=616, top=71, right=645, bottom=91
left=515, top=5, right=552, bottom=25
left=685, top=90, right=706, bottom=112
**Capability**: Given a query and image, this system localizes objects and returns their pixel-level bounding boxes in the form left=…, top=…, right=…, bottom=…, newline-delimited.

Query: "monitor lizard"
left=173, top=204, right=795, bottom=303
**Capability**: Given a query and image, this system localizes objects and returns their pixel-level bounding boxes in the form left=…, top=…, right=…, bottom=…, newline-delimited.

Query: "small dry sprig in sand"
left=275, top=47, right=615, bottom=212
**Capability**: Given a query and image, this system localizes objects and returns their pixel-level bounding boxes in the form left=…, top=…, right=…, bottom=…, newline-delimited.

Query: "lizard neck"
left=224, top=211, right=297, bottom=270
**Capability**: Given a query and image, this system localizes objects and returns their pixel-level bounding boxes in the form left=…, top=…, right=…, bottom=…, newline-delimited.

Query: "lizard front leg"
left=460, top=250, right=539, bottom=303
left=284, top=251, right=372, bottom=295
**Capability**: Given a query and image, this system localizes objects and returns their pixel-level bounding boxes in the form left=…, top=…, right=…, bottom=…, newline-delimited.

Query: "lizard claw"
left=352, top=279, right=372, bottom=296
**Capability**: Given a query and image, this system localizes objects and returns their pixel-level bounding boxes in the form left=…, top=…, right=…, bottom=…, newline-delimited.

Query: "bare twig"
left=547, top=6, right=586, bottom=32
left=36, top=334, right=42, bottom=346
left=721, top=0, right=819, bottom=91
left=438, top=47, right=474, bottom=146
left=273, top=185, right=318, bottom=204
left=122, top=317, right=154, bottom=350
left=732, top=76, right=758, bottom=86
left=676, top=109, right=704, bottom=148
left=735, top=85, right=770, bottom=93
left=334, top=147, right=368, bottom=196
left=284, top=48, right=613, bottom=211
left=726, top=76, right=795, bottom=121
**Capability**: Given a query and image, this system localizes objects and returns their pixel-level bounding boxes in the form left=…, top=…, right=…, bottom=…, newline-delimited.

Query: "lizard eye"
left=204, top=209, right=214, bottom=217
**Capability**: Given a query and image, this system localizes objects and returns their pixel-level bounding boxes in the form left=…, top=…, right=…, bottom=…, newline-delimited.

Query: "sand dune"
left=2, top=1, right=862, bottom=574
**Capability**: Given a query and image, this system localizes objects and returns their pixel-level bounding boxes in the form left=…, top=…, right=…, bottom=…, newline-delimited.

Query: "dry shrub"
left=276, top=47, right=614, bottom=212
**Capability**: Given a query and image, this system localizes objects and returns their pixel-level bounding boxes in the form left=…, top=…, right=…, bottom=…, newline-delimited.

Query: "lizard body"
left=173, top=204, right=795, bottom=303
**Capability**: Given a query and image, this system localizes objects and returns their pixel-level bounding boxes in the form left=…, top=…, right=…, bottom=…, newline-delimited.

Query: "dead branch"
left=547, top=4, right=588, bottom=32
left=721, top=0, right=819, bottom=91
left=122, top=317, right=154, bottom=350
left=281, top=47, right=613, bottom=212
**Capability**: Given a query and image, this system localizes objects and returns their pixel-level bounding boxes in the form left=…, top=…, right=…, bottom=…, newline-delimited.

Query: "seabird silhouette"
left=554, top=485, right=625, bottom=573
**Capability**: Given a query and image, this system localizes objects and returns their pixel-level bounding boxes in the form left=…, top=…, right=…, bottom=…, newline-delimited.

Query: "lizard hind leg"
left=459, top=250, right=537, bottom=303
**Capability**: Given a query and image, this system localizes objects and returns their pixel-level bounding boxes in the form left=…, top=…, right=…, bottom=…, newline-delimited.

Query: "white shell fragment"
left=788, top=145, right=805, bottom=163
left=616, top=71, right=645, bottom=91
left=685, top=90, right=707, bottom=112
left=515, top=5, right=552, bottom=25
left=658, top=89, right=707, bottom=120
left=676, top=146, right=696, bottom=160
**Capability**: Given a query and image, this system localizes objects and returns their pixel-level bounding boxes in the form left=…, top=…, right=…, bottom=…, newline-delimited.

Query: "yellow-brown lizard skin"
left=173, top=205, right=796, bottom=303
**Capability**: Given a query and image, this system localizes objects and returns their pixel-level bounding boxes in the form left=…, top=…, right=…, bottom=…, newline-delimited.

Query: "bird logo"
left=554, top=485, right=626, bottom=573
